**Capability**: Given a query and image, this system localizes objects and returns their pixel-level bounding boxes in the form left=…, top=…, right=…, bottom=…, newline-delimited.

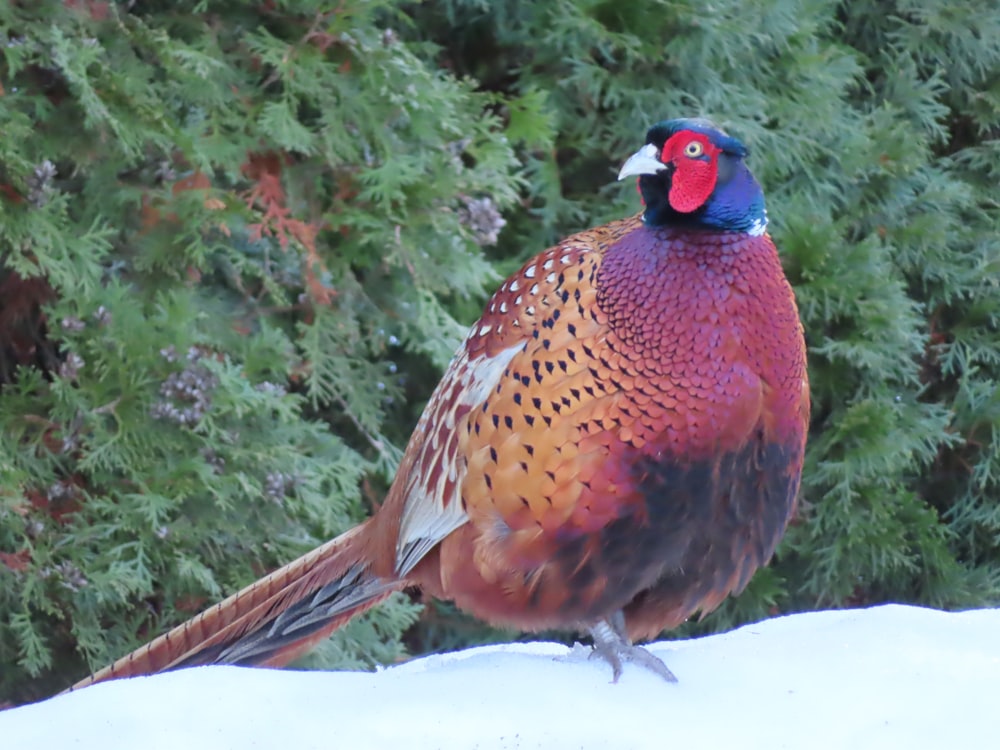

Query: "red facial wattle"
left=661, top=131, right=720, bottom=213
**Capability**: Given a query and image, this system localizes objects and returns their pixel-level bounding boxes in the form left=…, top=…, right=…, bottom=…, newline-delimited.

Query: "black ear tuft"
left=644, top=121, right=675, bottom=151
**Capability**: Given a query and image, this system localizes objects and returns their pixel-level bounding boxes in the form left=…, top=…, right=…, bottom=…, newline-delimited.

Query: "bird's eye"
left=684, top=141, right=704, bottom=158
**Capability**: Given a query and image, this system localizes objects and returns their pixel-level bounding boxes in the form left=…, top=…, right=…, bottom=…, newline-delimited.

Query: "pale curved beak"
left=617, top=143, right=667, bottom=180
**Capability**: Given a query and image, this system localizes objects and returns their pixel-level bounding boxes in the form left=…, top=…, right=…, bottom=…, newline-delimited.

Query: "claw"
left=587, top=612, right=678, bottom=683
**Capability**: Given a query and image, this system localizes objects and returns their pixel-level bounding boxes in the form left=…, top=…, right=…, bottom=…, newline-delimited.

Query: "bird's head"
left=618, top=118, right=767, bottom=235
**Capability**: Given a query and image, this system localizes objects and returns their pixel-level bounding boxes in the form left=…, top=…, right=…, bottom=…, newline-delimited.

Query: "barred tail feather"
left=70, top=520, right=400, bottom=690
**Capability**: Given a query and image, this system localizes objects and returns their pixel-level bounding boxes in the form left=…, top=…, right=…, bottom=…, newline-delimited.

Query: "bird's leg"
left=587, top=611, right=678, bottom=683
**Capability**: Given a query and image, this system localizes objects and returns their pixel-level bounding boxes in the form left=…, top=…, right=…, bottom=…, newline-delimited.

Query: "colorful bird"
left=73, top=118, right=809, bottom=688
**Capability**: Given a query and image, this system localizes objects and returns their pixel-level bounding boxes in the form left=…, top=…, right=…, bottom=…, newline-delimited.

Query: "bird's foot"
left=587, top=613, right=677, bottom=683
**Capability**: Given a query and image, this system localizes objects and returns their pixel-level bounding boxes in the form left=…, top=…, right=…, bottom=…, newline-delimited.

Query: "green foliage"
left=0, top=0, right=517, bottom=704
left=1, top=0, right=998, bottom=704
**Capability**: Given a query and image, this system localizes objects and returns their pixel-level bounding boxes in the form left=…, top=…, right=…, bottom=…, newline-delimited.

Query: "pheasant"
left=73, top=117, right=809, bottom=688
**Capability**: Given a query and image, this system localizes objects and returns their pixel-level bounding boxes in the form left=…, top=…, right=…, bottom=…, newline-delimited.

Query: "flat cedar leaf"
left=11, top=612, right=51, bottom=676
left=258, top=100, right=315, bottom=155
left=505, top=88, right=558, bottom=148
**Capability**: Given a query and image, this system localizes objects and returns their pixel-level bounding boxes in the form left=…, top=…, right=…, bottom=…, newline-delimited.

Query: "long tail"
left=70, top=519, right=401, bottom=691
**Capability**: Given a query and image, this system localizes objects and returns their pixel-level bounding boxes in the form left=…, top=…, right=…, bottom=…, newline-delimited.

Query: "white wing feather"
left=394, top=337, right=523, bottom=575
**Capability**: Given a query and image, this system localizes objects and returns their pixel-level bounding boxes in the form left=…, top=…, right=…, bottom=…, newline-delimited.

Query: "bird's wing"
left=390, top=215, right=643, bottom=577
left=393, top=338, right=523, bottom=575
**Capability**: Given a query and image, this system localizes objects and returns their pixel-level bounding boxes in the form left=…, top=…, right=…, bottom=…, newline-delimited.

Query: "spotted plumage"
left=72, top=118, right=808, bottom=689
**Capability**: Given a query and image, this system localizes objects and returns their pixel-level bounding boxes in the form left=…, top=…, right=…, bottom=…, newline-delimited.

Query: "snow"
left=3, top=604, right=997, bottom=749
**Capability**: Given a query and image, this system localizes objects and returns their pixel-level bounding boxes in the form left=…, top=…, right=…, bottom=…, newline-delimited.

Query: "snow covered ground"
left=2, top=604, right=997, bottom=749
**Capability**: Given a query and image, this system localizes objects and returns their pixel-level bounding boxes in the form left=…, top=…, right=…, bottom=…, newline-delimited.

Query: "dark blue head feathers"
left=619, top=118, right=767, bottom=235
